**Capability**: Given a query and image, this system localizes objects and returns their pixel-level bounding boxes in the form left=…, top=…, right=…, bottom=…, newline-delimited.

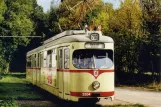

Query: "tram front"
left=70, top=31, right=114, bottom=102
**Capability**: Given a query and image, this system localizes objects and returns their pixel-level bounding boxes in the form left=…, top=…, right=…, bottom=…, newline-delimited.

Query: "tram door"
left=58, top=48, right=64, bottom=98
left=63, top=47, right=70, bottom=100
left=58, top=46, right=70, bottom=99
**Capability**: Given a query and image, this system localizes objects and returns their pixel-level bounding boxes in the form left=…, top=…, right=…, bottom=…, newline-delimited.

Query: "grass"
left=0, top=73, right=27, bottom=83
left=0, top=73, right=44, bottom=100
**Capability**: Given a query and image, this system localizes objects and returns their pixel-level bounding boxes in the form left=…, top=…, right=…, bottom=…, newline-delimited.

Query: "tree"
left=141, top=0, right=161, bottom=82
left=86, top=2, right=114, bottom=33
left=109, top=0, right=143, bottom=36
left=49, top=0, right=102, bottom=31
left=0, top=0, right=37, bottom=73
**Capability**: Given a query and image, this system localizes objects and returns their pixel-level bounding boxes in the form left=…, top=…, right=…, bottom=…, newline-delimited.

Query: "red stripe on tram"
left=57, top=69, right=114, bottom=79
left=27, top=68, right=114, bottom=78
left=70, top=91, right=114, bottom=97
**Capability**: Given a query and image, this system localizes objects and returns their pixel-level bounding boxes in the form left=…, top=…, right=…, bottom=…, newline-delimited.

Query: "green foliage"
left=142, top=0, right=161, bottom=52
left=0, top=100, right=18, bottom=107
left=0, top=0, right=46, bottom=74
left=0, top=0, right=7, bottom=22
left=109, top=0, right=143, bottom=36
left=51, top=0, right=102, bottom=31
left=142, top=0, right=161, bottom=35
left=4, top=0, right=34, bottom=45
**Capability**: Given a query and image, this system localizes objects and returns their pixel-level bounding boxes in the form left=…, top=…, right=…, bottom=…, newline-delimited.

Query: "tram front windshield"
left=72, top=49, right=113, bottom=69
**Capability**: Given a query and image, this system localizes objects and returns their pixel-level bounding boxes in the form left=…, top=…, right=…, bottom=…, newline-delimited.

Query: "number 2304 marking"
left=82, top=93, right=91, bottom=96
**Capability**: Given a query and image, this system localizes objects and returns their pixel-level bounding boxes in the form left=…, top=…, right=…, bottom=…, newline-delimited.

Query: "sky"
left=37, top=0, right=121, bottom=12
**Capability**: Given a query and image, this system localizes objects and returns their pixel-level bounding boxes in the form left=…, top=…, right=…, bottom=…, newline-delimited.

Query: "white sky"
left=36, top=0, right=121, bottom=12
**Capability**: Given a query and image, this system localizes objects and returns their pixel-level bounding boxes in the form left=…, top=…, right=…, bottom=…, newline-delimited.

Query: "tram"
left=26, top=29, right=114, bottom=102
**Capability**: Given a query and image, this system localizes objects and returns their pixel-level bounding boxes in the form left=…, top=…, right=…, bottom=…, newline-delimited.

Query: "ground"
left=115, top=88, right=161, bottom=107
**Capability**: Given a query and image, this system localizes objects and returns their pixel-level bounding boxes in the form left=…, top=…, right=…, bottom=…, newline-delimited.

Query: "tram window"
left=64, top=48, right=70, bottom=69
left=27, top=56, right=31, bottom=67
left=47, top=50, right=52, bottom=67
left=43, top=51, right=47, bottom=67
left=52, top=49, right=56, bottom=68
left=41, top=53, right=43, bottom=67
left=39, top=53, right=42, bottom=68
left=31, top=55, right=35, bottom=67
left=58, top=49, right=62, bottom=68
left=38, top=53, right=39, bottom=67
left=72, top=49, right=113, bottom=69
left=38, top=53, right=41, bottom=68
left=35, top=54, right=37, bottom=67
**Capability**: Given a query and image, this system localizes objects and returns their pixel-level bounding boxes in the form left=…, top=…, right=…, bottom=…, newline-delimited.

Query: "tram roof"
left=27, top=30, right=114, bottom=55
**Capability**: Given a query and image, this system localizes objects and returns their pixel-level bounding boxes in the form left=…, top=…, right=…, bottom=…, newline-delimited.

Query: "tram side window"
left=52, top=49, right=56, bottom=68
left=27, top=56, right=31, bottom=67
left=64, top=48, right=70, bottom=69
left=38, top=53, right=39, bottom=68
left=58, top=49, right=62, bottom=68
left=41, top=53, right=43, bottom=67
left=47, top=50, right=52, bottom=67
left=31, top=55, right=35, bottom=68
left=35, top=54, right=37, bottom=68
left=38, top=53, right=41, bottom=68
left=43, top=51, right=47, bottom=67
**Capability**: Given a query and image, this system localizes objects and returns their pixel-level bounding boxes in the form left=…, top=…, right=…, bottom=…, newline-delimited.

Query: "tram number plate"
left=82, top=93, right=91, bottom=96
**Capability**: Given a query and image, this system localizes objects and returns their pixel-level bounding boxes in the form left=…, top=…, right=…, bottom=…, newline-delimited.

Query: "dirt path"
left=115, top=88, right=161, bottom=107
left=97, top=99, right=129, bottom=105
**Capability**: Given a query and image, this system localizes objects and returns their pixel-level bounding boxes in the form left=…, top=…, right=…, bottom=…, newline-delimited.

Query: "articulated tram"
left=26, top=30, right=114, bottom=102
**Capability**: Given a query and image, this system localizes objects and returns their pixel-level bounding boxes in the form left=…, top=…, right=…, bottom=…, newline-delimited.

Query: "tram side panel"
left=26, top=68, right=33, bottom=83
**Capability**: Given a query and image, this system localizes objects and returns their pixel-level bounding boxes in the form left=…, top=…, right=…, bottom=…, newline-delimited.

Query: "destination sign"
left=85, top=42, right=105, bottom=49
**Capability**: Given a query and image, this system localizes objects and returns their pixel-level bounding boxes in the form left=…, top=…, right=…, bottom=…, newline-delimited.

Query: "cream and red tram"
left=26, top=30, right=114, bottom=102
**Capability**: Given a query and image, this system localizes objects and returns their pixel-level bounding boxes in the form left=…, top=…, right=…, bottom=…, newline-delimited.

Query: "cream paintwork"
left=70, top=72, right=114, bottom=92
left=26, top=30, right=114, bottom=102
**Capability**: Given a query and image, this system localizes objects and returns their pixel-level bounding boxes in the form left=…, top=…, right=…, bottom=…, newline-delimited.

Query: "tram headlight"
left=92, top=81, right=100, bottom=90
